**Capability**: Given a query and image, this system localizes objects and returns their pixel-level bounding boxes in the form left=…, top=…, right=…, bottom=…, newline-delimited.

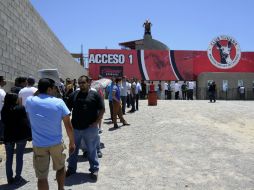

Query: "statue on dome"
left=143, top=19, right=152, bottom=35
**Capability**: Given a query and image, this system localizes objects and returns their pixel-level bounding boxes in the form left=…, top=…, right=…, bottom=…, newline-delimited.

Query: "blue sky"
left=30, top=0, right=254, bottom=54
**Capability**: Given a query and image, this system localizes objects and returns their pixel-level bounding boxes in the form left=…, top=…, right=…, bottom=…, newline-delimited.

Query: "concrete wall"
left=197, top=72, right=254, bottom=100
left=0, top=0, right=87, bottom=91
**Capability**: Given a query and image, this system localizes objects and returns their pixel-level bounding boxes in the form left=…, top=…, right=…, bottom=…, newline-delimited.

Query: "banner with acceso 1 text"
left=88, top=49, right=254, bottom=81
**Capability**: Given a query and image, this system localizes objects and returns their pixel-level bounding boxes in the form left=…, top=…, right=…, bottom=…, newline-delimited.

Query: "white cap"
left=38, top=69, right=61, bottom=86
left=38, top=69, right=63, bottom=96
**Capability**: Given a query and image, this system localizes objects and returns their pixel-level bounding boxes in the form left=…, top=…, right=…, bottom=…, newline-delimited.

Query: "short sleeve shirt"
left=174, top=83, right=180, bottom=92
left=0, top=88, right=6, bottom=120
left=18, top=86, right=38, bottom=106
left=113, top=84, right=121, bottom=101
left=164, top=83, right=168, bottom=91
left=69, top=90, right=105, bottom=130
left=26, top=94, right=70, bottom=147
left=107, top=83, right=114, bottom=101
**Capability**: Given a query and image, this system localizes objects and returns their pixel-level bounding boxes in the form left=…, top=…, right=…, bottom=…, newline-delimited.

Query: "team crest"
left=207, top=35, right=241, bottom=69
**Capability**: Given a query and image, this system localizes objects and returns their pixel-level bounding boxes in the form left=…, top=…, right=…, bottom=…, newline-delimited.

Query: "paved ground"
left=0, top=100, right=254, bottom=190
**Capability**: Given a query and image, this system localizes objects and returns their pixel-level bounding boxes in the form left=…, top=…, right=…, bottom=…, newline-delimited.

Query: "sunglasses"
left=78, top=82, right=87, bottom=85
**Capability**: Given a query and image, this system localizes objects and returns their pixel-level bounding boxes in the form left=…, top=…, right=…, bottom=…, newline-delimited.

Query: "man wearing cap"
left=26, top=78, right=75, bottom=190
left=18, top=76, right=38, bottom=106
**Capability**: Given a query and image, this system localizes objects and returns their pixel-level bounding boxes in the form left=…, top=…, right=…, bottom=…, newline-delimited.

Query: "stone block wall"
left=0, top=0, right=86, bottom=89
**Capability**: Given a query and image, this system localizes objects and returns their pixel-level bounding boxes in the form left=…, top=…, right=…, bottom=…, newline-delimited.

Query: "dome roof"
left=119, top=35, right=169, bottom=50
left=135, top=34, right=169, bottom=50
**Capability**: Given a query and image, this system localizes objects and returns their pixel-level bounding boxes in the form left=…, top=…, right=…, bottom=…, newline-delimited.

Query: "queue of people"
left=134, top=80, right=196, bottom=100
left=0, top=74, right=214, bottom=189
left=106, top=76, right=143, bottom=129
left=0, top=74, right=107, bottom=189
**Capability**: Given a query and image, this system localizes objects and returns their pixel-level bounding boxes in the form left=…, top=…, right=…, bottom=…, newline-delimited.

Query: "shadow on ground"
left=103, top=121, right=113, bottom=125
left=0, top=180, right=28, bottom=190
left=65, top=172, right=97, bottom=186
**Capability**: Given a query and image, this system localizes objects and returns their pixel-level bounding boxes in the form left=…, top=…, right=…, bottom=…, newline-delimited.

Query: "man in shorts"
left=26, top=78, right=75, bottom=190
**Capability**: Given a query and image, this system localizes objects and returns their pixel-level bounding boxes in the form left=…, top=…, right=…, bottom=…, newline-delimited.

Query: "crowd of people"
left=0, top=74, right=219, bottom=189
left=113, top=79, right=196, bottom=101
left=0, top=75, right=106, bottom=189
left=106, top=76, right=141, bottom=125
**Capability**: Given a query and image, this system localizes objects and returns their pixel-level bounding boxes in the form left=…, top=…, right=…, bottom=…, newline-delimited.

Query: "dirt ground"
left=0, top=100, right=254, bottom=190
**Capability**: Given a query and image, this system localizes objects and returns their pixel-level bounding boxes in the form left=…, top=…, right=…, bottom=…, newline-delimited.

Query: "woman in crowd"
left=1, top=93, right=31, bottom=185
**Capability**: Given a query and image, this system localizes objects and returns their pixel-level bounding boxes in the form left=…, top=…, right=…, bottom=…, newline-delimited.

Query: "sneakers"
left=66, top=169, right=76, bottom=178
left=98, top=128, right=103, bottom=134
left=114, top=124, right=119, bottom=129
left=123, top=122, right=130, bottom=126
left=90, top=171, right=98, bottom=181
left=97, top=151, right=103, bottom=158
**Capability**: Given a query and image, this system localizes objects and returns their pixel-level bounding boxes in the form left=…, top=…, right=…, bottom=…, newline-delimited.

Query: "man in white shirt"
left=239, top=85, right=245, bottom=100
left=187, top=81, right=195, bottom=100
left=18, top=76, right=38, bottom=106
left=126, top=79, right=131, bottom=108
left=128, top=78, right=136, bottom=113
left=164, top=81, right=168, bottom=100
left=120, top=76, right=128, bottom=114
left=135, top=79, right=142, bottom=111
left=0, top=76, right=6, bottom=142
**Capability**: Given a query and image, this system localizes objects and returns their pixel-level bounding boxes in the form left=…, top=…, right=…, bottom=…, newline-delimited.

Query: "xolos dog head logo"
left=207, top=35, right=241, bottom=69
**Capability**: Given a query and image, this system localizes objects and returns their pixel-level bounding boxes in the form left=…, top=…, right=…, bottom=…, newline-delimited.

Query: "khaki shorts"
left=33, top=143, right=66, bottom=179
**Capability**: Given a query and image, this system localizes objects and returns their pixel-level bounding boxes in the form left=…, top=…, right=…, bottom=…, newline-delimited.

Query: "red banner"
left=88, top=49, right=254, bottom=80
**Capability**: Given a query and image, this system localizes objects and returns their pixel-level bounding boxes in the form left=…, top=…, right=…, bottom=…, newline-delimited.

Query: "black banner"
left=100, top=66, right=123, bottom=78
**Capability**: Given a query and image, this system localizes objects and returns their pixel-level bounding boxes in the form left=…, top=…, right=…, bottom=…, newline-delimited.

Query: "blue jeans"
left=5, top=140, right=27, bottom=181
left=68, top=126, right=99, bottom=173
left=80, top=130, right=101, bottom=152
left=121, top=96, right=127, bottom=114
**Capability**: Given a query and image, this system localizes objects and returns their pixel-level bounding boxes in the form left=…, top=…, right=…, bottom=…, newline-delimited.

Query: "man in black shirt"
left=208, top=81, right=216, bottom=103
left=66, top=75, right=105, bottom=181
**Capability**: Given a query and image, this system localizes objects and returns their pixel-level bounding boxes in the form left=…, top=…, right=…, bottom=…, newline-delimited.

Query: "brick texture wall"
left=0, top=0, right=86, bottom=87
